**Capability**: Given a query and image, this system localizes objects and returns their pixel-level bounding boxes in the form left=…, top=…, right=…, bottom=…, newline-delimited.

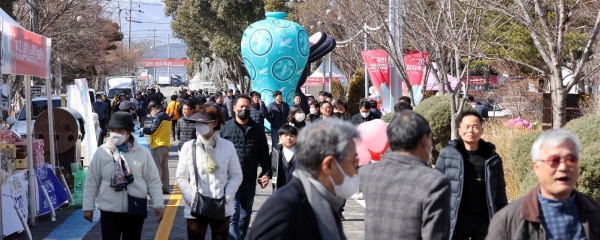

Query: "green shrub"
left=506, top=131, right=543, bottom=184
left=382, top=112, right=393, bottom=123
left=331, top=80, right=345, bottom=100
left=519, top=169, right=538, bottom=198
left=347, top=69, right=365, bottom=117
left=577, top=142, right=600, bottom=204
left=564, top=115, right=600, bottom=150
left=414, top=95, right=473, bottom=164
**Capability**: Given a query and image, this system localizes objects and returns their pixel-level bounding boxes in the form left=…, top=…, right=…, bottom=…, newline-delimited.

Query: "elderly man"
left=250, top=119, right=358, bottom=240
left=142, top=101, right=172, bottom=194
left=487, top=129, right=600, bottom=239
left=361, top=111, right=451, bottom=239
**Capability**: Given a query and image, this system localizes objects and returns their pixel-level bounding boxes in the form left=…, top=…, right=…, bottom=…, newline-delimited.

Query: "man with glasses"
left=487, top=129, right=600, bottom=239
left=313, top=101, right=333, bottom=122
left=435, top=111, right=507, bottom=240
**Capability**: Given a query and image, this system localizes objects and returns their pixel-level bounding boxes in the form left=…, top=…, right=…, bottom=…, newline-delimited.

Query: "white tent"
left=303, top=60, right=348, bottom=87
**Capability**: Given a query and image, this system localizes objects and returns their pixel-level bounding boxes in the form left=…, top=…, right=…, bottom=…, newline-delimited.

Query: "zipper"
left=484, top=154, right=498, bottom=218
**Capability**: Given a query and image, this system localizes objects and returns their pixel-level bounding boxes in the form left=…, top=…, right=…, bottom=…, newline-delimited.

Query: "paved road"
left=7, top=115, right=365, bottom=240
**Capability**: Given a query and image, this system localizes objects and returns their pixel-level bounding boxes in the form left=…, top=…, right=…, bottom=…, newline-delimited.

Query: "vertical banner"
left=403, top=51, right=430, bottom=105
left=1, top=20, right=52, bottom=79
left=36, top=166, right=68, bottom=215
left=67, top=79, right=98, bottom=164
left=361, top=50, right=391, bottom=112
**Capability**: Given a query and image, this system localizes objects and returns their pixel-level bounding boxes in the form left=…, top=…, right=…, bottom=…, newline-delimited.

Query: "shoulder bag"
left=190, top=140, right=226, bottom=221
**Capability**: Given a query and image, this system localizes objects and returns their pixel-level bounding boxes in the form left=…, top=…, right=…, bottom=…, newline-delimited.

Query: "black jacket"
left=209, top=101, right=230, bottom=123
left=251, top=102, right=268, bottom=127
left=351, top=112, right=380, bottom=125
left=220, top=119, right=271, bottom=182
left=266, top=102, right=290, bottom=129
left=142, top=110, right=171, bottom=135
left=250, top=177, right=346, bottom=240
left=435, top=139, right=508, bottom=239
left=176, top=118, right=196, bottom=151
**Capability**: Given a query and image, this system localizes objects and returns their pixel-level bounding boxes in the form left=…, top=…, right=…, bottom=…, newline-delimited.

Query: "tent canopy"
left=303, top=60, right=348, bottom=86
left=0, top=8, right=22, bottom=27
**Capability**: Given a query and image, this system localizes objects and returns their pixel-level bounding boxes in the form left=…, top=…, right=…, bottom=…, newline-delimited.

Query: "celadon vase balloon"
left=240, top=12, right=310, bottom=105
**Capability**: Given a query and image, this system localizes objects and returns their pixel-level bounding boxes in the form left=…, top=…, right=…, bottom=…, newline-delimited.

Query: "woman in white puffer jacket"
left=175, top=104, right=243, bottom=239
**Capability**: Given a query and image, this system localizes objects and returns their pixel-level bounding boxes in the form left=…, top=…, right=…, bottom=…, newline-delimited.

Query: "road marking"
left=155, top=182, right=181, bottom=240
left=44, top=209, right=100, bottom=240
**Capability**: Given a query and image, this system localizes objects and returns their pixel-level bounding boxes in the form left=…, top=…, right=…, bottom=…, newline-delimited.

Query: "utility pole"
left=30, top=0, right=40, bottom=33
left=153, top=29, right=157, bottom=85
left=128, top=0, right=133, bottom=51
left=29, top=0, right=40, bottom=226
left=118, top=2, right=122, bottom=30
left=167, top=34, right=170, bottom=82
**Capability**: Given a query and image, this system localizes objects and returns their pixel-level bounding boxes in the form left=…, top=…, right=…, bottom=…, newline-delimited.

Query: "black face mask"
left=237, top=109, right=250, bottom=120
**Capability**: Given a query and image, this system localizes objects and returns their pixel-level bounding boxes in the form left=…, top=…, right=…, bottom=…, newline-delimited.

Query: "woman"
left=287, top=105, right=307, bottom=131
left=82, top=112, right=164, bottom=240
left=176, top=100, right=197, bottom=152
left=166, top=95, right=181, bottom=141
left=110, top=95, right=119, bottom=114
left=307, top=101, right=320, bottom=123
left=313, top=101, right=333, bottom=122
left=333, top=100, right=351, bottom=121
left=175, top=104, right=243, bottom=239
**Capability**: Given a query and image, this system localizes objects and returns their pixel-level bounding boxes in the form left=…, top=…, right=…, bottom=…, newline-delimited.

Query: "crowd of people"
left=84, top=87, right=600, bottom=240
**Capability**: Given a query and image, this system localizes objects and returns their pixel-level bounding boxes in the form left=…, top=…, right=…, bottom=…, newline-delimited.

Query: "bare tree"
left=480, top=0, right=600, bottom=129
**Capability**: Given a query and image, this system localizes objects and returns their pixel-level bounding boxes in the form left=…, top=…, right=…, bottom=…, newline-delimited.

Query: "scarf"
left=199, top=130, right=219, bottom=174
left=293, top=169, right=343, bottom=240
left=110, top=137, right=134, bottom=191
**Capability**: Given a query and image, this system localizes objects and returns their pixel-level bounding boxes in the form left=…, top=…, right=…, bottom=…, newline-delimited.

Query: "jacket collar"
left=448, top=138, right=496, bottom=159
left=522, top=186, right=599, bottom=222
left=381, top=152, right=427, bottom=167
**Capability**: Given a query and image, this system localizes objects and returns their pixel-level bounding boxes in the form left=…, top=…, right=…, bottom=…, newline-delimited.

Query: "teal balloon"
left=241, top=12, right=309, bottom=106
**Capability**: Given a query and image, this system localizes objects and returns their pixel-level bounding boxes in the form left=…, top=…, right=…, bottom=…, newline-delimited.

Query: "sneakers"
left=357, top=192, right=364, bottom=200
left=139, top=132, right=144, bottom=137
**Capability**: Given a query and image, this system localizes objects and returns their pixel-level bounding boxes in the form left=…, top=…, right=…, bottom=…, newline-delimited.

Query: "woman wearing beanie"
left=82, top=112, right=164, bottom=240
left=175, top=104, right=243, bottom=239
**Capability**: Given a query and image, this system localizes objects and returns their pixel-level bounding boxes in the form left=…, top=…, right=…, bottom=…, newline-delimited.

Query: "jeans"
left=270, top=128, right=280, bottom=147
left=100, top=210, right=145, bottom=240
left=229, top=181, right=256, bottom=240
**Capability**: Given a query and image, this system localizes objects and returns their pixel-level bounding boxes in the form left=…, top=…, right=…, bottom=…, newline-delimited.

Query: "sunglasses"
left=538, top=155, right=579, bottom=168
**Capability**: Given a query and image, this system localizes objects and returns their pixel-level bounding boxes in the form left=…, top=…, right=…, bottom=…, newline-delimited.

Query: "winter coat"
left=83, top=139, right=164, bottom=212
left=92, top=101, right=109, bottom=120
left=486, top=187, right=600, bottom=240
left=176, top=118, right=196, bottom=151
left=435, top=139, right=508, bottom=239
left=220, top=119, right=271, bottom=182
left=209, top=102, right=230, bottom=123
left=143, top=110, right=172, bottom=149
left=133, top=97, right=148, bottom=116
left=266, top=102, right=290, bottom=129
left=223, top=96, right=234, bottom=118
left=175, top=138, right=243, bottom=218
left=250, top=102, right=268, bottom=127
left=166, top=101, right=181, bottom=120
left=351, top=112, right=380, bottom=125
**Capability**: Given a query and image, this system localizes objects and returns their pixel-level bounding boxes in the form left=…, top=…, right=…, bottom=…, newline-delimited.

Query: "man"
left=250, top=92, right=268, bottom=127
left=266, top=90, right=290, bottom=146
left=133, top=91, right=148, bottom=130
left=92, top=94, right=109, bottom=144
left=307, top=95, right=316, bottom=104
left=175, top=100, right=196, bottom=152
left=369, top=99, right=382, bottom=118
left=487, top=129, right=600, bottom=239
left=251, top=119, right=357, bottom=240
left=196, top=89, right=207, bottom=105
left=361, top=110, right=451, bottom=240
left=399, top=96, right=412, bottom=105
left=294, top=93, right=309, bottom=114
left=112, top=93, right=127, bottom=113
left=318, top=91, right=327, bottom=103
left=235, top=89, right=241, bottom=97
left=436, top=111, right=508, bottom=240
left=270, top=125, right=298, bottom=191
left=223, top=89, right=235, bottom=118
left=394, top=101, right=413, bottom=112
left=468, top=96, right=489, bottom=119
left=213, top=94, right=230, bottom=123
left=155, top=88, right=165, bottom=105
left=142, top=101, right=172, bottom=194
left=220, top=95, right=270, bottom=240
left=147, top=89, right=160, bottom=105
left=351, top=101, right=380, bottom=125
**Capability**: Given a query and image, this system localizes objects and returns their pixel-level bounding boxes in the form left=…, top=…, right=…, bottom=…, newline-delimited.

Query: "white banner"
left=67, top=80, right=98, bottom=163
left=2, top=170, right=28, bottom=236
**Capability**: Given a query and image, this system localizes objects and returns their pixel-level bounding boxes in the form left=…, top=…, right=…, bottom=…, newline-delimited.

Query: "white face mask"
left=326, top=98, right=331, bottom=102
left=328, top=160, right=360, bottom=199
left=309, top=108, right=317, bottom=115
left=308, top=100, right=312, bottom=104
left=109, top=132, right=126, bottom=146
left=96, top=99, right=103, bottom=102
left=195, top=123, right=210, bottom=136
left=295, top=113, right=306, bottom=122
left=360, top=112, right=369, bottom=118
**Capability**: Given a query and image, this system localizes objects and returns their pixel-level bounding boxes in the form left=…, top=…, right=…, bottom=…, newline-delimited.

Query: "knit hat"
left=119, top=100, right=134, bottom=111
left=107, top=112, right=135, bottom=131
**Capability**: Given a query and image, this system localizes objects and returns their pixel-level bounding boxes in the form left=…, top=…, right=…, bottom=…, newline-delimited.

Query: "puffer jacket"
left=176, top=118, right=196, bottom=151
left=435, top=139, right=508, bottom=239
left=83, top=138, right=164, bottom=212
left=175, top=138, right=243, bottom=218
left=266, top=102, right=290, bottom=129
left=250, top=102, right=268, bottom=127
left=220, top=119, right=271, bottom=182
left=143, top=110, right=172, bottom=149
left=270, top=144, right=283, bottom=191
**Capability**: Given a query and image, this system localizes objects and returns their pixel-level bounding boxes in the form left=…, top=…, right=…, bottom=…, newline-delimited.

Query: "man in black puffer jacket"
left=250, top=92, right=268, bottom=127
left=220, top=95, right=270, bottom=240
left=175, top=100, right=196, bottom=151
left=435, top=111, right=508, bottom=240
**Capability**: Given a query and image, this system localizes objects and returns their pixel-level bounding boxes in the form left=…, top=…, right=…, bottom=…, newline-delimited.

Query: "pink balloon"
left=507, top=119, right=516, bottom=125
left=357, top=119, right=388, bottom=153
left=527, top=123, right=534, bottom=129
left=514, top=122, right=525, bottom=128
left=355, top=139, right=371, bottom=166
left=522, top=120, right=531, bottom=126
left=515, top=117, right=521, bottom=121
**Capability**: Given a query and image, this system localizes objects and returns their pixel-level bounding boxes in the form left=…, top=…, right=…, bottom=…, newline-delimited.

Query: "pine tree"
left=347, top=68, right=365, bottom=116
left=331, top=80, right=345, bottom=100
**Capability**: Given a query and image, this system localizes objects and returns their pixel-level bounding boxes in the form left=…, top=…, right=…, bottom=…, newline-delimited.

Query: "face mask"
left=195, top=123, right=210, bottom=135
left=237, top=109, right=250, bottom=120
left=309, top=108, right=317, bottom=115
left=328, top=160, right=360, bottom=199
left=326, top=98, right=331, bottom=102
left=96, top=99, right=102, bottom=102
left=109, top=132, right=126, bottom=146
left=361, top=112, right=369, bottom=118
left=308, top=100, right=312, bottom=104
left=295, top=113, right=306, bottom=122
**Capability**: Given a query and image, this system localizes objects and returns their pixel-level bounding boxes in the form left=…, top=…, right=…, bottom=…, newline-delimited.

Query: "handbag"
left=190, top=140, right=226, bottom=221
left=127, top=192, right=148, bottom=218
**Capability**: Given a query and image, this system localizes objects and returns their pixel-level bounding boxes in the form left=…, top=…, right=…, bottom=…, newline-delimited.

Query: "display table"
left=1, top=170, right=28, bottom=237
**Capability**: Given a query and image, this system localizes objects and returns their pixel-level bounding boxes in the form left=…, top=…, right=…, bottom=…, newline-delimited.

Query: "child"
left=270, top=125, right=297, bottom=191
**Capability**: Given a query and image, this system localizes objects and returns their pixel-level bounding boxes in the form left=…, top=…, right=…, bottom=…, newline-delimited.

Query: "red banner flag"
left=403, top=50, right=430, bottom=104
left=1, top=20, right=52, bottom=78
left=140, top=59, right=191, bottom=68
left=361, top=50, right=391, bottom=112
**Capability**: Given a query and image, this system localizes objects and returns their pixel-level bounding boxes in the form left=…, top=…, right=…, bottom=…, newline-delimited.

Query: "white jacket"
left=175, top=137, right=243, bottom=219
left=83, top=140, right=165, bottom=212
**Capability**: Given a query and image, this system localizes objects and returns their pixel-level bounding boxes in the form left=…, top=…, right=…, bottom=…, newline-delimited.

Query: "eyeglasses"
left=538, top=155, right=579, bottom=168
